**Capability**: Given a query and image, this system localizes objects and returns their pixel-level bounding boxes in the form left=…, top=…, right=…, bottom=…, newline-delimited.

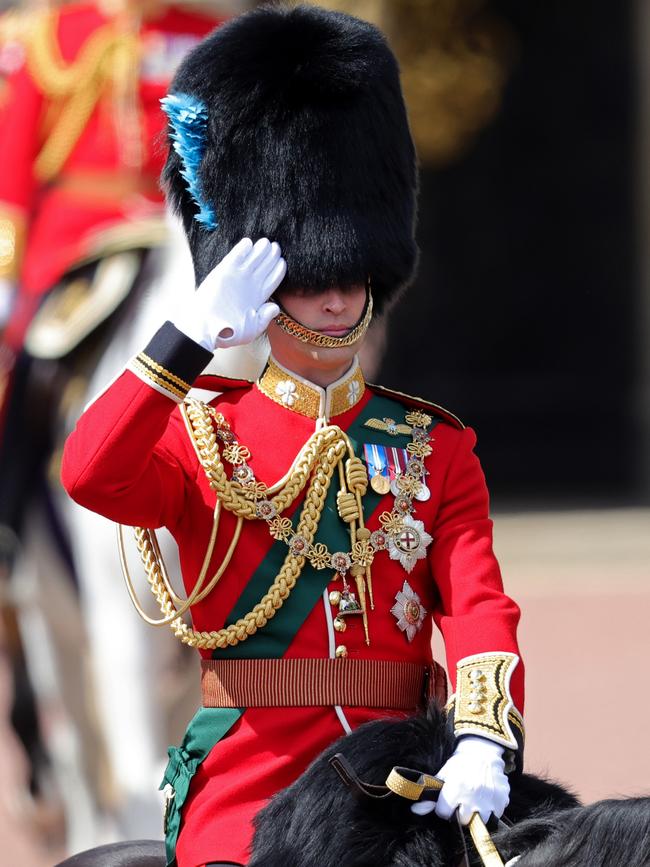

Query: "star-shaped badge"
left=387, top=515, right=433, bottom=574
left=390, top=580, right=427, bottom=642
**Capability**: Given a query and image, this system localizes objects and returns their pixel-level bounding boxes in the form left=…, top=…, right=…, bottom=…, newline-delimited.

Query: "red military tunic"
left=61, top=322, right=524, bottom=867
left=0, top=2, right=222, bottom=347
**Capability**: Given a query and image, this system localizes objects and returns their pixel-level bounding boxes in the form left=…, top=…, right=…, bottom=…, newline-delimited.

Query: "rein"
left=329, top=753, right=506, bottom=867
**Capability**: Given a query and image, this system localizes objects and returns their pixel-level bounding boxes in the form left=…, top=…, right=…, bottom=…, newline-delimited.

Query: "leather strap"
left=329, top=755, right=506, bottom=867
left=201, top=658, right=446, bottom=709
left=385, top=766, right=443, bottom=800
left=468, top=814, right=506, bottom=867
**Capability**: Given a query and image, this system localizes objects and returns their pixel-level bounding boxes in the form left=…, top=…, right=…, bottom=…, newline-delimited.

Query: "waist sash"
left=201, top=658, right=447, bottom=710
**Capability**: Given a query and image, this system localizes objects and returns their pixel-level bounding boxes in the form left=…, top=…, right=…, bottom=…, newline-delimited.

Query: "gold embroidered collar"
left=257, top=356, right=366, bottom=421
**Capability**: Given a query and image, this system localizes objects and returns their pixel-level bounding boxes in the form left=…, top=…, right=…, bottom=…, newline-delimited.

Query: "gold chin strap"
left=274, top=290, right=374, bottom=349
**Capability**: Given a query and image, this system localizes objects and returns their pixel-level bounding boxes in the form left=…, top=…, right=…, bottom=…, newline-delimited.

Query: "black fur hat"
left=162, top=3, right=418, bottom=315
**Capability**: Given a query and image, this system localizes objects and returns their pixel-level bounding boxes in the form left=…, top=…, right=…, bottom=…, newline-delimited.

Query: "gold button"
left=335, top=645, right=348, bottom=658
left=329, top=590, right=342, bottom=607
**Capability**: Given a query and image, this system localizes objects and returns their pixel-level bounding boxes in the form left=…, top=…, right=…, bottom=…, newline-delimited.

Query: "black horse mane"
left=249, top=703, right=578, bottom=867
left=493, top=798, right=650, bottom=867
left=54, top=703, right=650, bottom=867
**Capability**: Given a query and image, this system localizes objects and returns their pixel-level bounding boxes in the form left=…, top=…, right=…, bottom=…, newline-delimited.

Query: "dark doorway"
left=379, top=0, right=638, bottom=503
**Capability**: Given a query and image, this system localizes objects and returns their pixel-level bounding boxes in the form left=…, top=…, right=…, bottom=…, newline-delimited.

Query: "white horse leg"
left=66, top=500, right=167, bottom=840
left=10, top=504, right=106, bottom=853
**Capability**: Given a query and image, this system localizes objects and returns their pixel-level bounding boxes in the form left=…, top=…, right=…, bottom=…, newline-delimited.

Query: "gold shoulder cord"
left=118, top=399, right=352, bottom=649
left=26, top=12, right=140, bottom=181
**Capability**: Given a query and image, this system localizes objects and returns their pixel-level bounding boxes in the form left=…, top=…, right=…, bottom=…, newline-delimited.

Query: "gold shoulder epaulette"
left=367, top=382, right=465, bottom=430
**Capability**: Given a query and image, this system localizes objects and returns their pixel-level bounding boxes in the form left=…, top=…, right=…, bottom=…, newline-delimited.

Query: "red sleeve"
left=0, top=55, right=43, bottom=279
left=429, top=427, right=525, bottom=713
left=61, top=322, right=213, bottom=529
left=62, top=371, right=193, bottom=529
left=0, top=61, right=42, bottom=210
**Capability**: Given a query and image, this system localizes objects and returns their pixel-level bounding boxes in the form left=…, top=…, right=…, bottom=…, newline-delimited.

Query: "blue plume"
left=160, top=93, right=218, bottom=230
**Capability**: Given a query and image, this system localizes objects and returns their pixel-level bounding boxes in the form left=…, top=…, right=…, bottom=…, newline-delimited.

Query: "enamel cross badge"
left=387, top=514, right=432, bottom=574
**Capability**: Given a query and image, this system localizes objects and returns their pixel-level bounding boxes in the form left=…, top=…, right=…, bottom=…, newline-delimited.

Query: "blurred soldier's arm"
left=0, top=17, right=43, bottom=322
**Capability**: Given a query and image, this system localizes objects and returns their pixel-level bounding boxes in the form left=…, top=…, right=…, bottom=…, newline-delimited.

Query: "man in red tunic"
left=62, top=6, right=525, bottom=866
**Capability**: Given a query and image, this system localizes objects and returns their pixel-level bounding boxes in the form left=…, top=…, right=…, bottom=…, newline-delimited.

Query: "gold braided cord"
left=274, top=291, right=373, bottom=348
left=118, top=492, right=245, bottom=626
left=146, top=501, right=243, bottom=608
left=26, top=12, right=140, bottom=181
left=27, top=13, right=121, bottom=96
left=126, top=436, right=345, bottom=649
left=346, top=456, right=368, bottom=496
left=181, top=399, right=351, bottom=520
left=122, top=398, right=350, bottom=649
left=336, top=491, right=359, bottom=523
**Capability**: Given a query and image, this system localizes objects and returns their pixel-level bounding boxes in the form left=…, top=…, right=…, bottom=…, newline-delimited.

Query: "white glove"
left=171, top=237, right=286, bottom=350
left=431, top=735, right=509, bottom=825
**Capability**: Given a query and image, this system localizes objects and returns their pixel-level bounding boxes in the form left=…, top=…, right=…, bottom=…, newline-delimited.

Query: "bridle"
left=330, top=753, right=509, bottom=867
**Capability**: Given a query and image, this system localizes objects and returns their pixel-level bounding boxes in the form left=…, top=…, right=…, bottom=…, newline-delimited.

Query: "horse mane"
left=249, top=703, right=578, bottom=867
left=496, top=798, right=650, bottom=867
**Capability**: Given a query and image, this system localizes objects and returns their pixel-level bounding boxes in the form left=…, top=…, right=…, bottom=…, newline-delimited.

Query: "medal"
left=364, top=443, right=393, bottom=496
left=415, top=485, right=430, bottom=502
left=371, top=473, right=391, bottom=495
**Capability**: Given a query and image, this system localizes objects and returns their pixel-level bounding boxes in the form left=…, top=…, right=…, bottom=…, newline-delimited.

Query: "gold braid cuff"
left=129, top=352, right=192, bottom=402
left=274, top=291, right=373, bottom=348
left=453, top=652, right=522, bottom=750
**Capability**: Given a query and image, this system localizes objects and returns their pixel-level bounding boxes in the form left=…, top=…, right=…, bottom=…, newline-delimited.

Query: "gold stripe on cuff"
left=130, top=356, right=187, bottom=401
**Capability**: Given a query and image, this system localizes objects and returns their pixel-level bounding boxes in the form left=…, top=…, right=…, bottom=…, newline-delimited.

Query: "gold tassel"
left=355, top=573, right=370, bottom=646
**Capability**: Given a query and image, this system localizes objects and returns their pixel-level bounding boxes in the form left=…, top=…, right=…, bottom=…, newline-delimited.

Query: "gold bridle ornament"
left=273, top=290, right=374, bottom=349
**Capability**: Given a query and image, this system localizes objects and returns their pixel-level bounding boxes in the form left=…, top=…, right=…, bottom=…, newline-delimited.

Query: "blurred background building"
left=0, top=0, right=647, bottom=864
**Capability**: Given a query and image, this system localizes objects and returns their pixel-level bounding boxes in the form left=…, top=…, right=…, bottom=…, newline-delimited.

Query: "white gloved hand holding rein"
left=171, top=237, right=286, bottom=351
left=411, top=735, right=510, bottom=825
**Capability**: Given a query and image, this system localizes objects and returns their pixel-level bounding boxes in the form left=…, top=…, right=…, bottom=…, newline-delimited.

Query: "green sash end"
left=160, top=706, right=242, bottom=866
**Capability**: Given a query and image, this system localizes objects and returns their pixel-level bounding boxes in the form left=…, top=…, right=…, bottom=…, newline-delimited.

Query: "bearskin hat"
left=162, top=4, right=418, bottom=315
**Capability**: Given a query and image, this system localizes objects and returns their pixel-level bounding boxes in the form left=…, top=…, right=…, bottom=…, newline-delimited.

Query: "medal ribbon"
left=386, top=447, right=408, bottom=480
left=363, top=443, right=390, bottom=485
